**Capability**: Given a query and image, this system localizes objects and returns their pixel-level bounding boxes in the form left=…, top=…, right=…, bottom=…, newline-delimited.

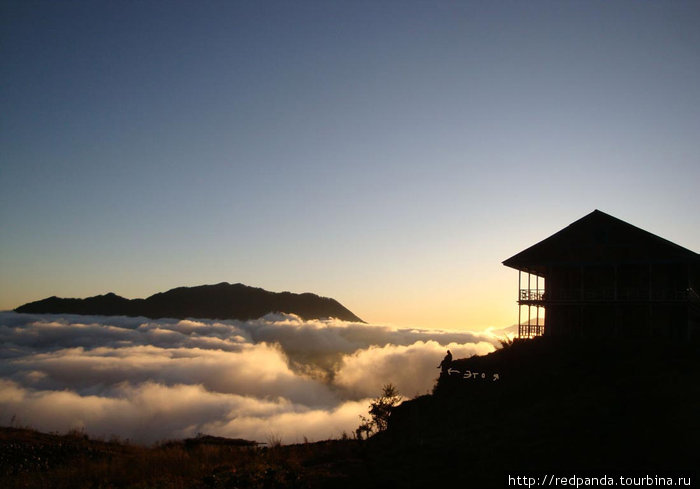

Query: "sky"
left=2, top=1, right=699, bottom=331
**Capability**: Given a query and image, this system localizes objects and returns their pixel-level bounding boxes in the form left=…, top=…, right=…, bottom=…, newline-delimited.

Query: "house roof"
left=502, top=210, right=700, bottom=275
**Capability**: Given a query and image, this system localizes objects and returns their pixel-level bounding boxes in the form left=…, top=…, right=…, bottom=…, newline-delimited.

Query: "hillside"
left=381, top=336, right=700, bottom=485
left=13, top=282, right=364, bottom=322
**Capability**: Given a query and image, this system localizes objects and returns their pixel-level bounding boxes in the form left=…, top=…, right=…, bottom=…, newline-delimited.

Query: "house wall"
left=545, top=303, right=690, bottom=340
left=547, top=267, right=581, bottom=300
left=542, top=263, right=694, bottom=340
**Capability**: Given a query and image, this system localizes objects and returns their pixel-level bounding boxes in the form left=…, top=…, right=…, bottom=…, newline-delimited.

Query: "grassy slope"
left=0, top=427, right=381, bottom=488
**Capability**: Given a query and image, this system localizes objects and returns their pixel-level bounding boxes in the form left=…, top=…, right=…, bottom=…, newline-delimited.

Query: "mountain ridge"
left=14, top=282, right=364, bottom=323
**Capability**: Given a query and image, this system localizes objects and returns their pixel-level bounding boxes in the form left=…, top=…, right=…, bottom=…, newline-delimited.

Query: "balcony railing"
left=518, top=323, right=544, bottom=338
left=519, top=289, right=545, bottom=301
left=519, top=288, right=699, bottom=303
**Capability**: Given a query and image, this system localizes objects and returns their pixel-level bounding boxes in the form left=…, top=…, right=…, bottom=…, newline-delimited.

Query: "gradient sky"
left=2, top=1, right=699, bottom=331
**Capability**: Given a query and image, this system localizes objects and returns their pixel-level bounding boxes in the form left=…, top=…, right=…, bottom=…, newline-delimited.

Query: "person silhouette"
left=438, top=350, right=453, bottom=374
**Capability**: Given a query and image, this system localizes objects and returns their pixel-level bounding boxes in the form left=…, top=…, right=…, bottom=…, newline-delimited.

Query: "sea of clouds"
left=0, top=312, right=510, bottom=443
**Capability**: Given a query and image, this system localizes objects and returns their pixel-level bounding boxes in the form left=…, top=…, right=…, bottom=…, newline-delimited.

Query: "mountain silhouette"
left=14, top=282, right=364, bottom=322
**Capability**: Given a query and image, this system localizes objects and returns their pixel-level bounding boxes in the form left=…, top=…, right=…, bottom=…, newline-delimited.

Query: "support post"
left=528, top=272, right=531, bottom=337
left=536, top=275, right=539, bottom=335
left=528, top=304, right=531, bottom=338
left=518, top=271, right=522, bottom=338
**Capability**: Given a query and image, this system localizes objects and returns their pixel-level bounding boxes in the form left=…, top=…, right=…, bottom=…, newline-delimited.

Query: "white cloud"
left=334, top=340, right=494, bottom=399
left=0, top=312, right=498, bottom=443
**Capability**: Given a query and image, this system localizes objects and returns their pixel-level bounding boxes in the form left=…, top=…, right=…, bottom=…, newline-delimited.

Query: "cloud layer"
left=0, top=312, right=502, bottom=443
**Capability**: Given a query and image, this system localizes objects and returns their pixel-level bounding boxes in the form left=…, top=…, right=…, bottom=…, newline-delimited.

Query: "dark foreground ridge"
left=14, top=282, right=364, bottom=322
left=2, top=337, right=697, bottom=488
left=382, top=336, right=699, bottom=486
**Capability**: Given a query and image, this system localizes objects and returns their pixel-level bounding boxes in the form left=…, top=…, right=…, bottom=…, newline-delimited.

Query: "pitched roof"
left=503, top=210, right=700, bottom=274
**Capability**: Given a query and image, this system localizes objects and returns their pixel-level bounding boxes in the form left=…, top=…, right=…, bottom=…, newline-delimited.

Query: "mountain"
left=14, top=282, right=364, bottom=322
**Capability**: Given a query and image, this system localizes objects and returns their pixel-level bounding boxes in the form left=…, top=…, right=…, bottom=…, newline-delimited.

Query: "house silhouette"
left=503, top=210, right=700, bottom=340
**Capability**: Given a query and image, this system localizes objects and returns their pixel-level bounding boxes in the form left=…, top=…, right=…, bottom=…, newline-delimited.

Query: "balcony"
left=518, top=287, right=699, bottom=303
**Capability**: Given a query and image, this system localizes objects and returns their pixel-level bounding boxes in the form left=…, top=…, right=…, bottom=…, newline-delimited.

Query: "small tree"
left=356, top=383, right=402, bottom=439
left=498, top=336, right=515, bottom=349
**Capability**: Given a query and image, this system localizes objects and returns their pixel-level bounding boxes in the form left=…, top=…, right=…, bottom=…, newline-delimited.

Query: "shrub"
left=498, top=336, right=515, bottom=349
left=356, top=383, right=402, bottom=439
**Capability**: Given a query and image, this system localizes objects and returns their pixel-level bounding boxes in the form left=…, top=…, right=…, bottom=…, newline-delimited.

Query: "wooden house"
left=503, top=210, right=700, bottom=340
